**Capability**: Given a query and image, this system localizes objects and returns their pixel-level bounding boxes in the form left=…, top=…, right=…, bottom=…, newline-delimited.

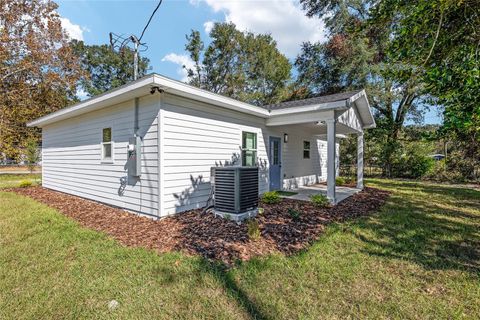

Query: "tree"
left=373, top=0, right=479, bottom=179
left=24, top=137, right=40, bottom=173
left=297, top=0, right=432, bottom=175
left=184, top=22, right=292, bottom=106
left=0, top=0, right=84, bottom=160
left=71, top=40, right=151, bottom=97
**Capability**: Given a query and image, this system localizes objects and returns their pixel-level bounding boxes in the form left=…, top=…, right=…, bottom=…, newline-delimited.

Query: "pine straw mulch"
left=10, top=186, right=390, bottom=265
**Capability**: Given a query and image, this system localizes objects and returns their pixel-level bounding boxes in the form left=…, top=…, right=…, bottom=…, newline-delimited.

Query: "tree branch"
left=423, top=9, right=444, bottom=66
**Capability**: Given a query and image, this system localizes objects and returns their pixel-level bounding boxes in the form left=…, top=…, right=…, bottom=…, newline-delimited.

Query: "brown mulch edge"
left=8, top=186, right=390, bottom=265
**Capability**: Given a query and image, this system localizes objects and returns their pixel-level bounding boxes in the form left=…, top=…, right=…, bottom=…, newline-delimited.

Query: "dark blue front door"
left=269, top=137, right=281, bottom=190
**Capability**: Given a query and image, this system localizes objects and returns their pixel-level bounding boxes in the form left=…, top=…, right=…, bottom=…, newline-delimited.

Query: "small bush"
left=390, top=144, right=435, bottom=178
left=262, top=191, right=280, bottom=204
left=18, top=180, right=32, bottom=188
left=309, top=194, right=329, bottom=208
left=424, top=160, right=466, bottom=183
left=335, top=177, right=346, bottom=185
left=247, top=219, right=261, bottom=240
left=344, top=176, right=355, bottom=184
left=288, top=207, right=301, bottom=221
left=335, top=176, right=355, bottom=185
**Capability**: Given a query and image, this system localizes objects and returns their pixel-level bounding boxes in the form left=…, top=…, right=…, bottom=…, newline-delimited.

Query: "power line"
left=139, top=0, right=163, bottom=42
left=109, top=0, right=163, bottom=81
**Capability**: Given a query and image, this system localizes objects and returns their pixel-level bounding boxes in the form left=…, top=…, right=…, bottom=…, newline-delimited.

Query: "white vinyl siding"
left=41, top=94, right=160, bottom=217
left=41, top=91, right=338, bottom=218
left=161, top=94, right=268, bottom=215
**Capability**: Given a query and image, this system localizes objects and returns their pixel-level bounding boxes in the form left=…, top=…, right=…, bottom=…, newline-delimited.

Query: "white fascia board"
left=152, top=74, right=269, bottom=118
left=266, top=109, right=336, bottom=126
left=268, top=100, right=348, bottom=116
left=349, top=89, right=376, bottom=128
left=28, top=75, right=157, bottom=127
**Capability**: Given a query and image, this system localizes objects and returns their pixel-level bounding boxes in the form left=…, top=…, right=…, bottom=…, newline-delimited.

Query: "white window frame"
left=101, top=127, right=114, bottom=163
left=303, top=140, right=311, bottom=159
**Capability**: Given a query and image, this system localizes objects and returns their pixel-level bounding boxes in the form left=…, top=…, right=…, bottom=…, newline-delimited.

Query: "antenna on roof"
left=109, top=0, right=163, bottom=80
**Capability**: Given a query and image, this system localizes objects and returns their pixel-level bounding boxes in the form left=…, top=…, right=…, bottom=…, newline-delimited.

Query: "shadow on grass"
left=370, top=179, right=480, bottom=199
left=357, top=180, right=480, bottom=274
left=197, top=259, right=268, bottom=320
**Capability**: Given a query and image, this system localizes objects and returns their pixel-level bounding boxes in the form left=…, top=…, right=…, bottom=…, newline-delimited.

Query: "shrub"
left=247, top=219, right=261, bottom=240
left=424, top=159, right=466, bottom=183
left=261, top=191, right=280, bottom=204
left=336, top=176, right=355, bottom=185
left=288, top=207, right=301, bottom=221
left=335, top=176, right=346, bottom=185
left=344, top=176, right=355, bottom=184
left=309, top=194, right=329, bottom=208
left=390, top=143, right=435, bottom=178
left=18, top=180, right=32, bottom=188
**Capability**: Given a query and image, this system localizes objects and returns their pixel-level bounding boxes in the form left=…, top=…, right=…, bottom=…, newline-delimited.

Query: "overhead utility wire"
left=138, top=0, right=163, bottom=42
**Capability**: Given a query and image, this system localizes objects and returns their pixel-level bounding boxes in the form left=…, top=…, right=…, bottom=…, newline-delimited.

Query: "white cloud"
left=162, top=53, right=195, bottom=82
left=195, top=0, right=326, bottom=58
left=60, top=17, right=85, bottom=41
left=203, top=20, right=215, bottom=34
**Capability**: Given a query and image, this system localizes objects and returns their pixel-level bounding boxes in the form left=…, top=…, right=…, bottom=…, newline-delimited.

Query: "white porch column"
left=357, top=132, right=364, bottom=190
left=326, top=119, right=336, bottom=203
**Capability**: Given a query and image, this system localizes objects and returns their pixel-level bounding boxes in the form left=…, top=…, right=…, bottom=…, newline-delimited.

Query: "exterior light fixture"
left=284, top=133, right=289, bottom=143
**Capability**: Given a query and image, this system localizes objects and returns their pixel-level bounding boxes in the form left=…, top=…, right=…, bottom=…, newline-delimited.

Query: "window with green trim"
left=242, top=131, right=257, bottom=166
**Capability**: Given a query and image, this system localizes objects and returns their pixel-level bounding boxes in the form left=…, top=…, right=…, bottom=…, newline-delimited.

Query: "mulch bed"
left=10, top=186, right=390, bottom=265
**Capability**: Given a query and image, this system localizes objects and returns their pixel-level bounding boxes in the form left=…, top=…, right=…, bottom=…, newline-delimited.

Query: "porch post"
left=326, top=119, right=336, bottom=203
left=357, top=132, right=364, bottom=189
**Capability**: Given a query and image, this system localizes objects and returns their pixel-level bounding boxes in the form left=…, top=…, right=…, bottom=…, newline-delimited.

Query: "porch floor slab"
left=282, top=184, right=361, bottom=204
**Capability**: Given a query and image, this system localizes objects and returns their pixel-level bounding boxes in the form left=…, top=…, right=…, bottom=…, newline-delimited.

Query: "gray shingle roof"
left=262, top=90, right=362, bottom=110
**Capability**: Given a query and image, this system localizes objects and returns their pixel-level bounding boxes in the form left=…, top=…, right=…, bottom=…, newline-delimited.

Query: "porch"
left=281, top=184, right=362, bottom=203
left=263, top=89, right=375, bottom=204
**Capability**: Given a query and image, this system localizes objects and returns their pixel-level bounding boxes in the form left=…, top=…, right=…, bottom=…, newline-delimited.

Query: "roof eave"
left=268, top=100, right=349, bottom=116
left=152, top=74, right=269, bottom=118
left=349, top=89, right=376, bottom=129
left=28, top=73, right=270, bottom=128
left=28, top=75, right=157, bottom=127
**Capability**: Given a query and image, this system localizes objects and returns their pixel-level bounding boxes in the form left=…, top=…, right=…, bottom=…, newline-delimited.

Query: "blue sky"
left=56, top=0, right=441, bottom=124
left=57, top=0, right=326, bottom=81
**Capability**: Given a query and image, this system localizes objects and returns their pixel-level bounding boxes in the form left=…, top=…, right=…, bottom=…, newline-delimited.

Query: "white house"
left=28, top=74, right=375, bottom=218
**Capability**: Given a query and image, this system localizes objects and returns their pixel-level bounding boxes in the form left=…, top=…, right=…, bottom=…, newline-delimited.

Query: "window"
left=303, top=140, right=310, bottom=159
left=242, top=131, right=257, bottom=166
left=101, top=127, right=113, bottom=161
left=272, top=139, right=279, bottom=165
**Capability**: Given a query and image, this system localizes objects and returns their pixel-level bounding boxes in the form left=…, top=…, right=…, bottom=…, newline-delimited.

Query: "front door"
left=269, top=137, right=282, bottom=190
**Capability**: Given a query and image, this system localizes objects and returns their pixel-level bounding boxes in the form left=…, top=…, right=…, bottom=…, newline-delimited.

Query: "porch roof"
left=264, top=89, right=375, bottom=131
left=263, top=90, right=362, bottom=110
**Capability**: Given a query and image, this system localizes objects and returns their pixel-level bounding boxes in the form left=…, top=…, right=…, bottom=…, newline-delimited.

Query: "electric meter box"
left=128, top=136, right=142, bottom=177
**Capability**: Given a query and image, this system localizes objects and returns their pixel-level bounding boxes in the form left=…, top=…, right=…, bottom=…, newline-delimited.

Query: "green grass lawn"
left=0, top=173, right=41, bottom=188
left=1, top=176, right=479, bottom=319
